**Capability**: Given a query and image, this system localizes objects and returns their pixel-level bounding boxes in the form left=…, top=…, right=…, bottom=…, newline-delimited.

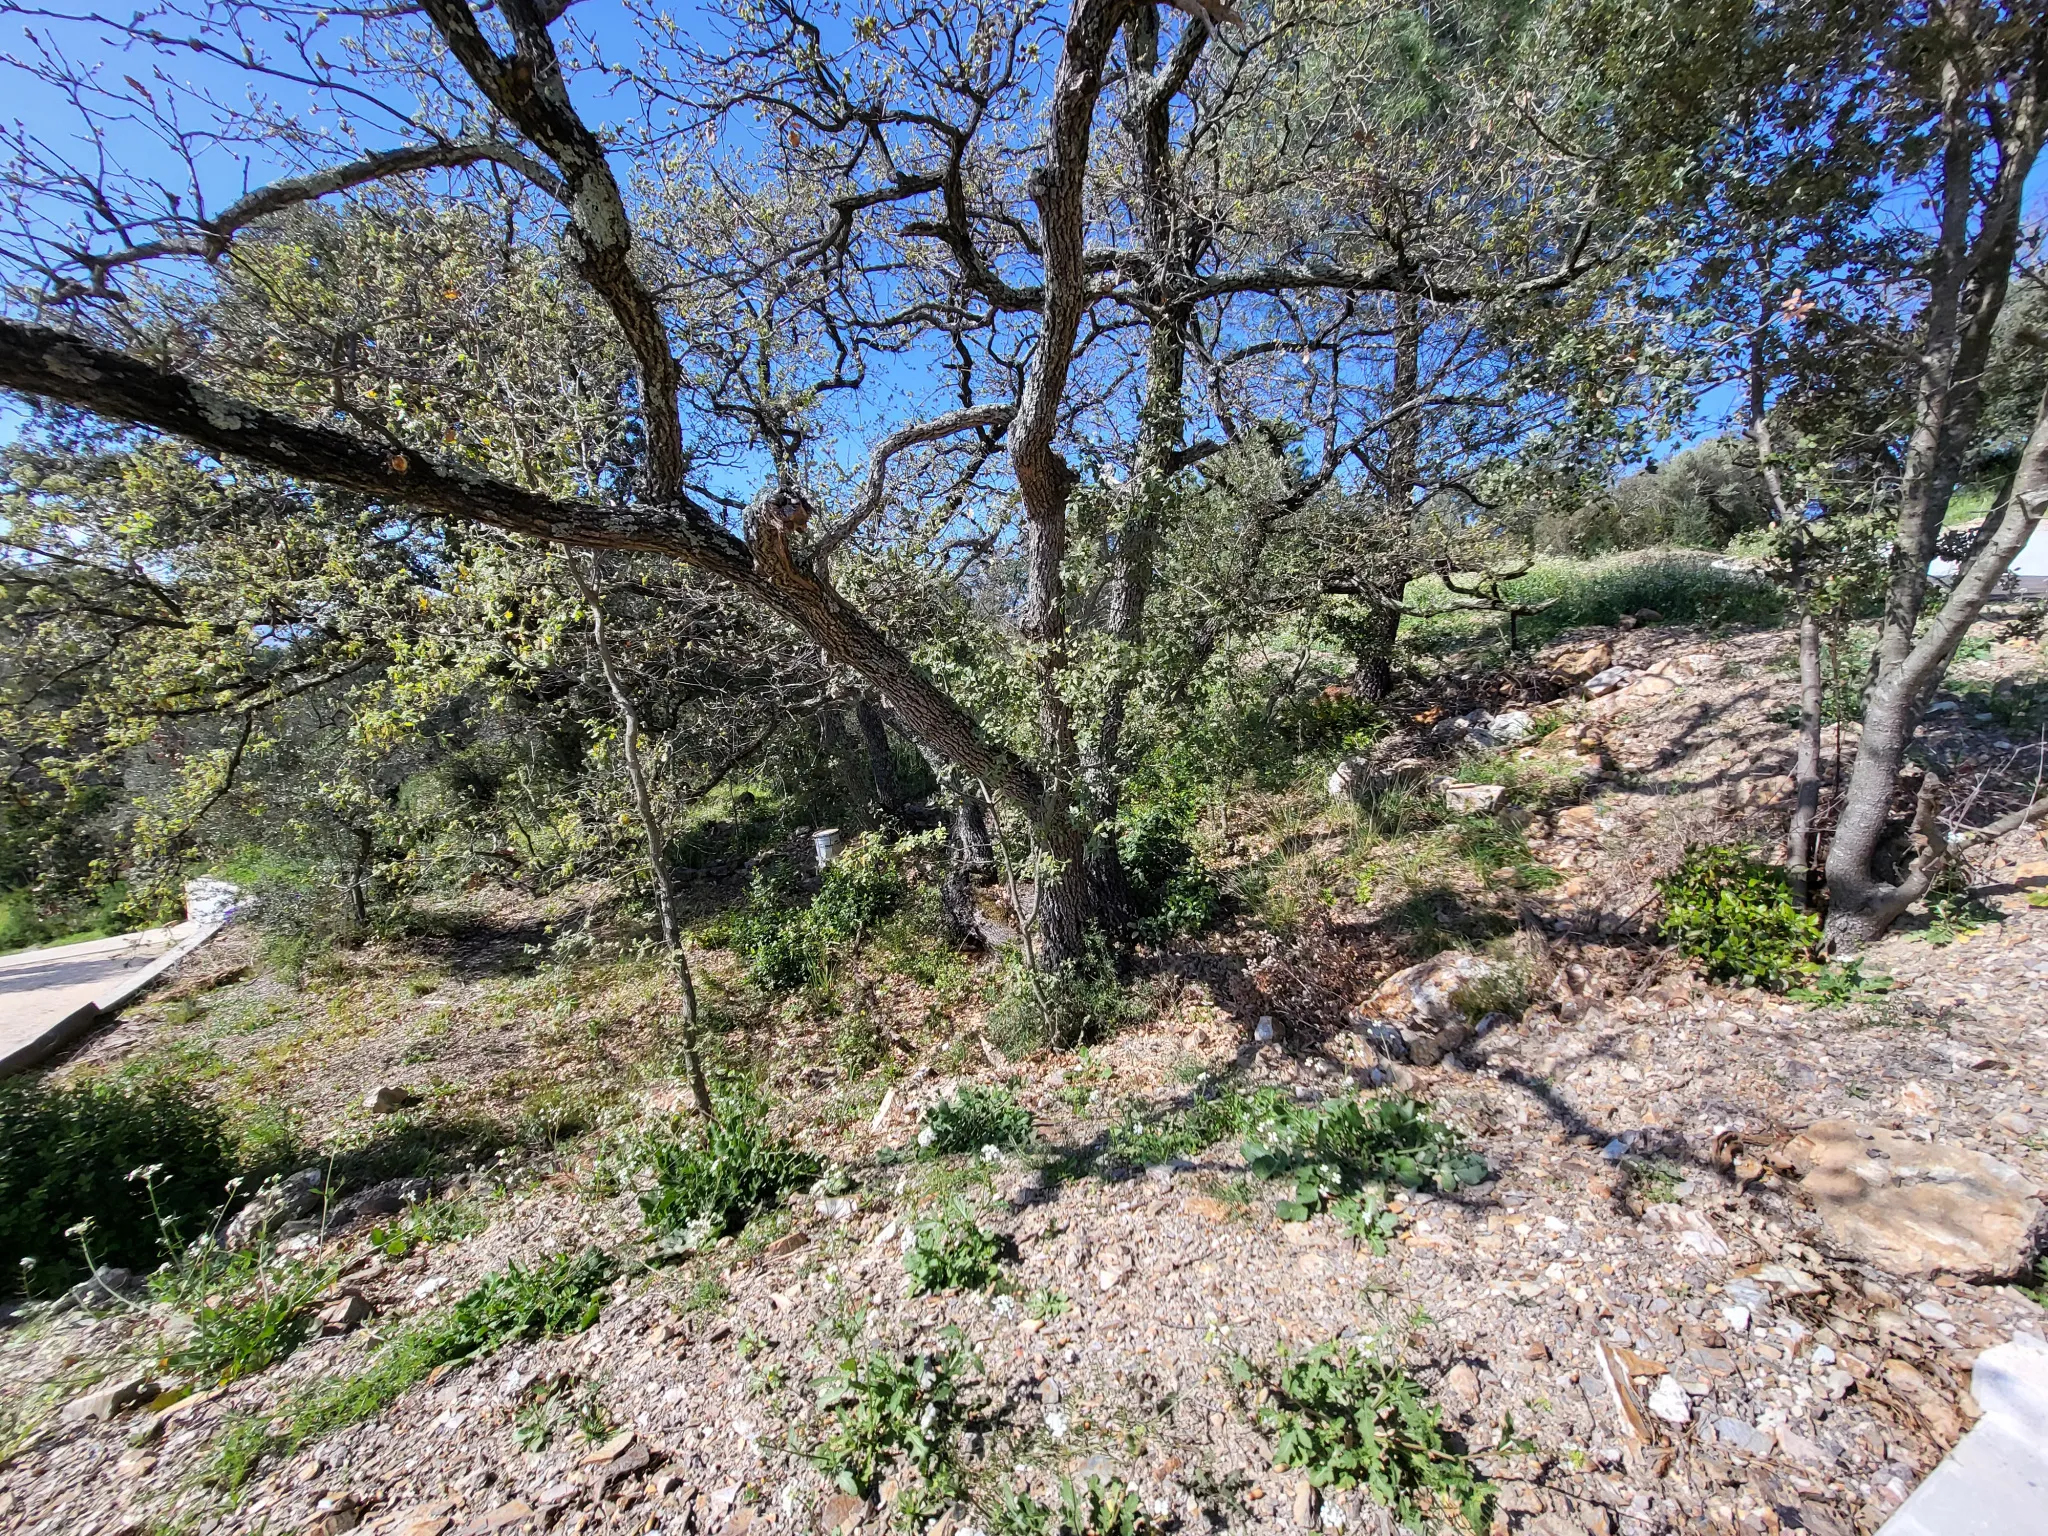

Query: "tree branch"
left=810, top=401, right=1014, bottom=561
left=49, top=140, right=570, bottom=299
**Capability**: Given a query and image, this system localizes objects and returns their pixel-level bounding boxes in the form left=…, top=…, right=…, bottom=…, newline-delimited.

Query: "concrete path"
left=0, top=922, right=208, bottom=1076
left=1878, top=1333, right=2048, bottom=1536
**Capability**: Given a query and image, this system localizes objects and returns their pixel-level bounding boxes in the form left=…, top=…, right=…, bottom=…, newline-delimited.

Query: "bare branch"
left=811, top=402, right=1014, bottom=561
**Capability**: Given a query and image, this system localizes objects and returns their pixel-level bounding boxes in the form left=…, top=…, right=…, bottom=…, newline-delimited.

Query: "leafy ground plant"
left=1787, top=960, right=1894, bottom=1006
left=209, top=1246, right=616, bottom=1488
left=365, top=1195, right=487, bottom=1259
left=164, top=1253, right=333, bottom=1384
left=1655, top=844, right=1820, bottom=989
left=638, top=1103, right=822, bottom=1252
left=990, top=1474, right=1157, bottom=1536
left=921, top=1085, right=1034, bottom=1156
left=904, top=1201, right=1003, bottom=1294
left=813, top=1339, right=973, bottom=1507
left=1231, top=1340, right=1494, bottom=1534
left=1107, top=1082, right=1275, bottom=1168
left=1242, top=1094, right=1487, bottom=1222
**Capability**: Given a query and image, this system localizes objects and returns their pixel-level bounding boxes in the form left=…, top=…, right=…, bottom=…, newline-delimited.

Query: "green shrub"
left=987, top=940, right=1140, bottom=1056
left=1230, top=1340, right=1493, bottom=1533
left=0, top=1076, right=241, bottom=1289
left=209, top=1246, right=617, bottom=1487
left=921, top=1086, right=1033, bottom=1156
left=904, top=1202, right=1003, bottom=1294
left=715, top=834, right=917, bottom=991
left=1243, top=1094, right=1487, bottom=1221
left=637, top=1105, right=822, bottom=1251
left=1117, top=800, right=1222, bottom=943
left=1655, top=844, right=1820, bottom=988
left=814, top=1343, right=972, bottom=1502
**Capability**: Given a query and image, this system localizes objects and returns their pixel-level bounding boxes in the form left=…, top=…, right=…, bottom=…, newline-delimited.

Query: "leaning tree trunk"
left=1823, top=384, right=2048, bottom=949
left=1787, top=610, right=1825, bottom=908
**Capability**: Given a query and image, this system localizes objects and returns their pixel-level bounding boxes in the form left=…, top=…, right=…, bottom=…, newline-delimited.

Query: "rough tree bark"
left=1823, top=382, right=2048, bottom=947
left=1005, top=0, right=1142, bottom=966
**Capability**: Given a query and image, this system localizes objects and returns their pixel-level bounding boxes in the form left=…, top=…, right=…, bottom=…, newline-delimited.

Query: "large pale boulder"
left=1366, top=951, right=1504, bottom=1030
left=1782, top=1120, right=2047, bottom=1281
left=1549, top=640, right=1614, bottom=680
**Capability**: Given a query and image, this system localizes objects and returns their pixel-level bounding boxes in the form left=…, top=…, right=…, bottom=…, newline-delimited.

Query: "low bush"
left=637, top=1104, right=822, bottom=1252
left=1117, top=799, right=1223, bottom=943
left=920, top=1086, right=1033, bottom=1156
left=986, top=940, right=1141, bottom=1057
left=210, top=1246, right=617, bottom=1488
left=1655, top=844, right=1820, bottom=989
left=1243, top=1094, right=1487, bottom=1222
left=714, top=833, right=921, bottom=991
left=814, top=1342, right=973, bottom=1505
left=1230, top=1340, right=1493, bottom=1533
left=0, top=1075, right=241, bottom=1289
left=904, top=1202, right=1003, bottom=1294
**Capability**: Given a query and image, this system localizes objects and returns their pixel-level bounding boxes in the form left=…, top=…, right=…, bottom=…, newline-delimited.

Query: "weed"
left=571, top=1382, right=616, bottom=1442
left=1915, top=872, right=2002, bottom=946
left=1230, top=1340, right=1493, bottom=1533
left=1331, top=1188, right=1402, bottom=1254
left=990, top=1475, right=1157, bottom=1536
left=1620, top=1159, right=1685, bottom=1206
left=1107, top=1083, right=1272, bottom=1168
left=905, top=1202, right=1004, bottom=1294
left=2019, top=1257, right=2048, bottom=1307
left=365, top=1196, right=486, bottom=1259
left=833, top=1013, right=891, bottom=1074
left=1243, top=1095, right=1487, bottom=1221
left=208, top=1246, right=616, bottom=1488
left=921, top=1086, right=1034, bottom=1156
left=514, top=1401, right=555, bottom=1452
left=166, top=1255, right=333, bottom=1384
left=682, top=1275, right=731, bottom=1314
left=1786, top=960, right=1894, bottom=1006
left=436, top=1246, right=616, bottom=1355
left=2029, top=889, right=2048, bottom=910
left=1655, top=844, right=1820, bottom=989
left=1025, top=1288, right=1071, bottom=1321
left=813, top=1340, right=973, bottom=1502
left=637, top=1102, right=823, bottom=1253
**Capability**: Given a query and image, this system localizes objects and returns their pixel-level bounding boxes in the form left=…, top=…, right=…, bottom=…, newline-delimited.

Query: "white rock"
left=1254, top=1016, right=1275, bottom=1043
left=1443, top=782, right=1505, bottom=813
left=1647, top=1375, right=1691, bottom=1424
left=1489, top=710, right=1535, bottom=742
left=1581, top=665, right=1638, bottom=697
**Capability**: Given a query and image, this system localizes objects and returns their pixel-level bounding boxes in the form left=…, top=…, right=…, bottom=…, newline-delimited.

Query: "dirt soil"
left=3, top=619, right=2046, bottom=1536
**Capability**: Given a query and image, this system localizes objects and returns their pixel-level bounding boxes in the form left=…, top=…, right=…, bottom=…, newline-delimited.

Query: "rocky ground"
left=3, top=617, right=2046, bottom=1536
